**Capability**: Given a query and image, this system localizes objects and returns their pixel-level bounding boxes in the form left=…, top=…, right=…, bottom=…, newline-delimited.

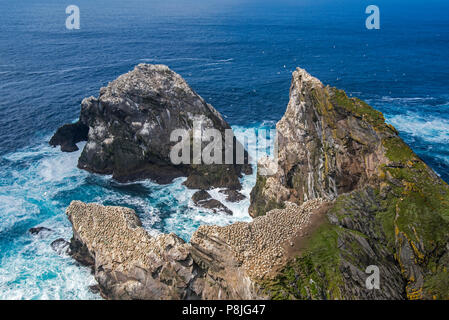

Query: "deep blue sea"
left=0, top=0, right=448, bottom=299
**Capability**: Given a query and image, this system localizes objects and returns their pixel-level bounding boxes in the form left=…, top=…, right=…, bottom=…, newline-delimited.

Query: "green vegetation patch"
left=261, top=222, right=344, bottom=300
left=329, top=88, right=386, bottom=129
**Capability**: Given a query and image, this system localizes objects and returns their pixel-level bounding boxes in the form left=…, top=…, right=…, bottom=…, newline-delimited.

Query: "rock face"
left=249, top=68, right=389, bottom=217
left=51, top=64, right=251, bottom=190
left=251, top=68, right=449, bottom=300
left=49, top=121, right=88, bottom=152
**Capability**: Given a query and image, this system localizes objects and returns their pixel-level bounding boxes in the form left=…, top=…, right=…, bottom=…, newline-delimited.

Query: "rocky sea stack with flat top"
left=50, top=64, right=251, bottom=190
left=64, top=67, right=449, bottom=300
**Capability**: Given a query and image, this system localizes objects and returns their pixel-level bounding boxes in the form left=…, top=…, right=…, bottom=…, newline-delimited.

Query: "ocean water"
left=0, top=0, right=448, bottom=299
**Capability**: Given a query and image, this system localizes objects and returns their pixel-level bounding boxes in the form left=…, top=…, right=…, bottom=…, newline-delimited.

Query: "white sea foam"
left=381, top=96, right=435, bottom=103
left=0, top=226, right=99, bottom=300
left=0, top=141, right=97, bottom=300
left=387, top=113, right=449, bottom=144
left=0, top=196, right=39, bottom=234
left=38, top=143, right=85, bottom=182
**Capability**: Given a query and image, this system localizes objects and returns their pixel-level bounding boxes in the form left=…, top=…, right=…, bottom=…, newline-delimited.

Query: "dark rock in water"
left=50, top=238, right=70, bottom=255
left=89, top=285, right=101, bottom=294
left=192, top=190, right=211, bottom=203
left=192, top=190, right=232, bottom=215
left=68, top=236, right=95, bottom=267
left=219, top=189, right=245, bottom=202
left=200, top=199, right=232, bottom=215
left=29, top=226, right=52, bottom=235
left=51, top=64, right=251, bottom=190
left=49, top=121, right=88, bottom=152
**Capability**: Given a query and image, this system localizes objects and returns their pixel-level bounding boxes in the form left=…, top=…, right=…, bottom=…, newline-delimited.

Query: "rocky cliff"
left=50, top=64, right=251, bottom=191
left=251, top=68, right=449, bottom=300
left=63, top=67, right=449, bottom=300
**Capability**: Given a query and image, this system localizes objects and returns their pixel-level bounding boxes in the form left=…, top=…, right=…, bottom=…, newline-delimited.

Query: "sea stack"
left=50, top=64, right=252, bottom=191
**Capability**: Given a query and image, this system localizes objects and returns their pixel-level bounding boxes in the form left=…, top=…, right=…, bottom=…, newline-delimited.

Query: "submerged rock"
left=50, top=238, right=70, bottom=256
left=219, top=189, right=246, bottom=202
left=192, top=190, right=232, bottom=215
left=89, top=285, right=101, bottom=294
left=29, top=226, right=52, bottom=235
left=50, top=64, right=251, bottom=191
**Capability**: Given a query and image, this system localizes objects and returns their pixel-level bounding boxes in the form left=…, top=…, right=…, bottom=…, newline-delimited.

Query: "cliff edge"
left=251, top=68, right=449, bottom=300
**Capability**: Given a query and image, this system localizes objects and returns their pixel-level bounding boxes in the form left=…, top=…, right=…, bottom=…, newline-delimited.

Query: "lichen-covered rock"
left=252, top=67, right=449, bottom=300
left=51, top=64, right=251, bottom=189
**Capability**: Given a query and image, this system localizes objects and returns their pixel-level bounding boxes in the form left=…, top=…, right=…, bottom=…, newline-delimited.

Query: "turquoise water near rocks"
left=0, top=0, right=448, bottom=299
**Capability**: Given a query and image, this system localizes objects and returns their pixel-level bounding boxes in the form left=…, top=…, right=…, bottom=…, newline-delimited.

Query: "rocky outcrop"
left=249, top=68, right=389, bottom=217
left=66, top=200, right=268, bottom=300
left=66, top=201, right=204, bottom=299
left=251, top=68, right=449, bottom=300
left=50, top=238, right=70, bottom=256
left=49, top=121, right=88, bottom=152
left=191, top=199, right=324, bottom=280
left=65, top=197, right=329, bottom=300
left=50, top=64, right=251, bottom=191
left=219, top=189, right=246, bottom=202
left=29, top=226, right=52, bottom=235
